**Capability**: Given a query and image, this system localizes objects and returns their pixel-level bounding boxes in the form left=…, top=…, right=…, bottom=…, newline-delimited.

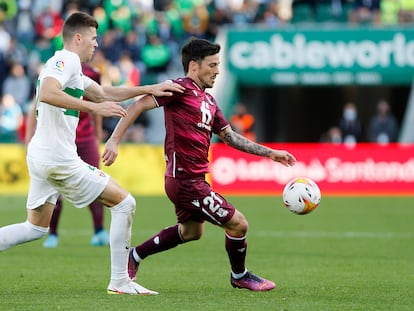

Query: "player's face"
left=79, top=27, right=98, bottom=62
left=194, top=54, right=220, bottom=89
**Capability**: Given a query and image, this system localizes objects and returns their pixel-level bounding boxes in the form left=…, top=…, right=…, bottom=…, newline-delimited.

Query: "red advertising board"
left=210, top=143, right=414, bottom=196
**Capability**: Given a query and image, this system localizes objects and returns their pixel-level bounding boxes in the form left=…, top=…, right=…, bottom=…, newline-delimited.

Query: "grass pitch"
left=0, top=195, right=413, bottom=311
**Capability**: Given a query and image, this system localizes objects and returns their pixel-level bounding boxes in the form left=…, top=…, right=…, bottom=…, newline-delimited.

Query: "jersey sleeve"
left=154, top=79, right=183, bottom=107
left=42, top=52, right=80, bottom=88
left=213, top=103, right=230, bottom=134
left=83, top=75, right=93, bottom=89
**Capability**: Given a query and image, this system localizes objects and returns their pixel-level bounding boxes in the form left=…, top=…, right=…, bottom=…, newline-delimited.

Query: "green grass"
left=1, top=195, right=414, bottom=311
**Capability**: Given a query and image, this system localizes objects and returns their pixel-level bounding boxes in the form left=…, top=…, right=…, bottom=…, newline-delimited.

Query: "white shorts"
left=26, top=156, right=110, bottom=209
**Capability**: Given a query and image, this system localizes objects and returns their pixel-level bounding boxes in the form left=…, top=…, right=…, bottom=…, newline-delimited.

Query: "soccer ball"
left=282, top=177, right=321, bottom=215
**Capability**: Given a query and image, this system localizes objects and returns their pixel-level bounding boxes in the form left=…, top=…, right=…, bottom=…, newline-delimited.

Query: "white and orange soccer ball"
left=282, top=177, right=321, bottom=215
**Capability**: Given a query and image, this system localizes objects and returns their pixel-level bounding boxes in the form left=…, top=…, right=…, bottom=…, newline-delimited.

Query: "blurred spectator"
left=0, top=93, right=23, bottom=143
left=118, top=51, right=141, bottom=87
left=380, top=0, right=400, bottom=25
left=2, top=63, right=32, bottom=111
left=230, top=103, right=256, bottom=142
left=163, top=3, right=185, bottom=43
left=230, top=0, right=260, bottom=25
left=34, top=6, right=64, bottom=41
left=122, top=30, right=145, bottom=71
left=205, top=7, right=232, bottom=41
left=276, top=0, right=294, bottom=23
left=182, top=4, right=209, bottom=38
left=399, top=0, right=414, bottom=23
left=0, top=22, right=11, bottom=54
left=32, top=0, right=63, bottom=20
left=348, top=0, right=381, bottom=25
left=89, top=49, right=112, bottom=85
left=5, top=37, right=29, bottom=68
left=92, top=5, right=110, bottom=36
left=367, top=100, right=399, bottom=144
left=256, top=0, right=293, bottom=25
left=141, top=34, right=171, bottom=75
left=103, top=0, right=133, bottom=34
left=320, top=126, right=342, bottom=144
left=99, top=28, right=124, bottom=63
left=29, top=36, right=56, bottom=65
left=0, top=23, right=10, bottom=88
left=61, top=0, right=81, bottom=20
left=338, top=101, right=362, bottom=144
left=15, top=0, right=35, bottom=43
left=0, top=0, right=17, bottom=32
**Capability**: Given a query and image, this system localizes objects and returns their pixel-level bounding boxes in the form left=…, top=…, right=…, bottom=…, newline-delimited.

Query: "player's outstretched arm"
left=218, top=126, right=296, bottom=167
left=39, top=77, right=127, bottom=118
left=102, top=95, right=157, bottom=166
left=86, top=80, right=184, bottom=103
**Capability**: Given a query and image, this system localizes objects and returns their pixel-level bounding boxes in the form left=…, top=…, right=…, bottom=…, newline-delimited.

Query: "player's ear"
left=188, top=60, right=199, bottom=72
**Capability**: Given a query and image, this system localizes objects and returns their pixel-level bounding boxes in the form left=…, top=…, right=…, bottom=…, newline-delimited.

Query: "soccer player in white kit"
left=0, top=11, right=183, bottom=295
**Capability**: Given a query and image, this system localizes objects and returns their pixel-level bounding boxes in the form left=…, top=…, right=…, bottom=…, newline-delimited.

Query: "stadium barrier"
left=211, top=143, right=414, bottom=196
left=0, top=144, right=166, bottom=195
left=1, top=143, right=414, bottom=196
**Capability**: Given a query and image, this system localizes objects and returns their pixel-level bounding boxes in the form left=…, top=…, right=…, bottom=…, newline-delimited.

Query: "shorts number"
left=203, top=192, right=228, bottom=218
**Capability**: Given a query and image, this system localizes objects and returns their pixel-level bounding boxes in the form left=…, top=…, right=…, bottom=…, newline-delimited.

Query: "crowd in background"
left=0, top=0, right=412, bottom=143
left=320, top=99, right=400, bottom=145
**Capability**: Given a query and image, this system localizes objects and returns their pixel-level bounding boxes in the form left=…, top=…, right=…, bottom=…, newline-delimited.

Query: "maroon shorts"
left=165, top=176, right=235, bottom=225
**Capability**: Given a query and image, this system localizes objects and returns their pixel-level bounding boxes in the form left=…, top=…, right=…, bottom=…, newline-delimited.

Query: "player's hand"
left=92, top=101, right=127, bottom=118
left=269, top=150, right=296, bottom=167
left=102, top=139, right=119, bottom=166
left=149, top=81, right=185, bottom=97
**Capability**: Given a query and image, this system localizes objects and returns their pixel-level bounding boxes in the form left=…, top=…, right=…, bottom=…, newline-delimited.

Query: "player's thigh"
left=26, top=157, right=60, bottom=210
left=50, top=160, right=109, bottom=208
left=166, top=176, right=235, bottom=225
left=97, top=177, right=129, bottom=207
left=221, top=209, right=248, bottom=235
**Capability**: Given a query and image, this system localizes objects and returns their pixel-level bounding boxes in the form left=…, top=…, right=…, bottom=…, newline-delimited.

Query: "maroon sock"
left=89, top=201, right=104, bottom=233
left=225, top=233, right=247, bottom=274
left=135, top=224, right=184, bottom=260
left=49, top=196, right=63, bottom=235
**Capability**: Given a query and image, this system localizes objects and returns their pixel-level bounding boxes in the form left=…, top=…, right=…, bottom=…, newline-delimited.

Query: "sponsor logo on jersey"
left=55, top=60, right=65, bottom=71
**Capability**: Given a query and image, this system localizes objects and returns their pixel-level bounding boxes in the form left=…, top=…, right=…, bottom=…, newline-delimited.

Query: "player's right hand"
left=93, top=101, right=127, bottom=118
left=102, top=139, right=118, bottom=166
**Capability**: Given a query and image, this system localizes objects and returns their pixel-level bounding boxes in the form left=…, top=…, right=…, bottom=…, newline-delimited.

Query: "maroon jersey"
left=155, top=77, right=230, bottom=178
left=76, top=64, right=101, bottom=144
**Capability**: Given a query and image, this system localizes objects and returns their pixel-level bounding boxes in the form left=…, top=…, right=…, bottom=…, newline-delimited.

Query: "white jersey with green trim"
left=28, top=49, right=93, bottom=164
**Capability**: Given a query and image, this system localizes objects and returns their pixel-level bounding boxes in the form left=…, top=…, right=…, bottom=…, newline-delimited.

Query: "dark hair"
left=62, top=12, right=98, bottom=41
left=181, top=38, right=221, bottom=74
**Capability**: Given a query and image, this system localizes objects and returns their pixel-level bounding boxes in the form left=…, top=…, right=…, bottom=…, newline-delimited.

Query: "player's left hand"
left=269, top=150, right=296, bottom=167
left=102, top=139, right=119, bottom=166
left=150, top=81, right=185, bottom=97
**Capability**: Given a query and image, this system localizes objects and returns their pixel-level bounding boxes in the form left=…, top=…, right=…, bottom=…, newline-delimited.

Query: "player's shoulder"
left=45, top=50, right=80, bottom=73
left=55, top=49, right=80, bottom=64
left=170, top=77, right=197, bottom=90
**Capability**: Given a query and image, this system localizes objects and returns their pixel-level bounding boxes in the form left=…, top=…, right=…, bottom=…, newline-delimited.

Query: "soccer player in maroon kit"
left=103, top=38, right=296, bottom=291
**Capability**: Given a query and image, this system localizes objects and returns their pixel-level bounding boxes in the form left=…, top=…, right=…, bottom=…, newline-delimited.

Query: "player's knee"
left=112, top=194, right=136, bottom=214
left=183, top=233, right=202, bottom=242
left=236, top=218, right=248, bottom=235
left=125, top=194, right=136, bottom=214
left=225, top=213, right=248, bottom=236
left=180, top=224, right=203, bottom=242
